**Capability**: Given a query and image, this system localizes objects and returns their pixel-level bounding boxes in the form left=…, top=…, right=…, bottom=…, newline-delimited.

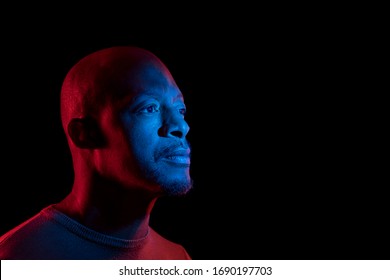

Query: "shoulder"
left=0, top=206, right=61, bottom=259
left=145, top=227, right=191, bottom=260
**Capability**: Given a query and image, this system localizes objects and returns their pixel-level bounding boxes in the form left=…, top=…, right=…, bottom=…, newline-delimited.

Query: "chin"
left=160, top=178, right=193, bottom=197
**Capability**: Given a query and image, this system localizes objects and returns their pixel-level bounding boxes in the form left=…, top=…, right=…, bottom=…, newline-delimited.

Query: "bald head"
left=60, top=46, right=173, bottom=132
left=58, top=44, right=191, bottom=197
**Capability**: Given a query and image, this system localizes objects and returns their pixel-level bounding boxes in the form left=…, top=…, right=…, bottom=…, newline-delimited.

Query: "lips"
left=161, top=148, right=191, bottom=166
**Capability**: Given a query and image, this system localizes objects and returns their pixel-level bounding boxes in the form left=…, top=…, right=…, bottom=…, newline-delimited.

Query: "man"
left=0, top=45, right=193, bottom=259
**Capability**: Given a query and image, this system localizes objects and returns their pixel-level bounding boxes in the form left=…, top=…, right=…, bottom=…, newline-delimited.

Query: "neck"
left=55, top=177, right=159, bottom=240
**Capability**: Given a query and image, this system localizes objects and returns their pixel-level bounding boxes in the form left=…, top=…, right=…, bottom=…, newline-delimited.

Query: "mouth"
left=161, top=149, right=191, bottom=167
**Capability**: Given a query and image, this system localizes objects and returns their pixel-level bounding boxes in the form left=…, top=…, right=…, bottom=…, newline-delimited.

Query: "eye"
left=139, top=104, right=160, bottom=114
left=179, top=108, right=187, bottom=116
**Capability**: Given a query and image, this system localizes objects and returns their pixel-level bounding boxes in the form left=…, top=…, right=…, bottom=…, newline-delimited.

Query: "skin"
left=55, top=46, right=193, bottom=240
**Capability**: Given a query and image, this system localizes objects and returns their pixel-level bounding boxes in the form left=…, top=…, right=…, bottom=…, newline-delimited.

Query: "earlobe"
left=67, top=118, right=105, bottom=149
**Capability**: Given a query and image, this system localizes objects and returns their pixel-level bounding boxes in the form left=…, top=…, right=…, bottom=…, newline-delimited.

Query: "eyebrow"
left=130, top=90, right=185, bottom=104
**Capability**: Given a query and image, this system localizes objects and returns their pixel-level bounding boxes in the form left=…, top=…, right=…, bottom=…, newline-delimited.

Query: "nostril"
left=170, top=131, right=183, bottom=138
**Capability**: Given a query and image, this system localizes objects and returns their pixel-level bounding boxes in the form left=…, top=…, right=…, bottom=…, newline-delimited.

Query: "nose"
left=159, top=111, right=190, bottom=139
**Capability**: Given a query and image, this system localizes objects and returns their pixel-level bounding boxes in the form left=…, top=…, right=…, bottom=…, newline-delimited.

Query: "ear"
left=67, top=117, right=105, bottom=149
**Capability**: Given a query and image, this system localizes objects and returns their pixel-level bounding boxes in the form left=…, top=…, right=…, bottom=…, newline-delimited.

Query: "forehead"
left=128, top=61, right=175, bottom=89
left=120, top=62, right=183, bottom=101
left=97, top=56, right=185, bottom=109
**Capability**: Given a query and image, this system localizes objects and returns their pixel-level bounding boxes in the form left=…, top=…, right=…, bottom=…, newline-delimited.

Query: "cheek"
left=129, top=127, right=156, bottom=160
left=118, top=112, right=161, bottom=164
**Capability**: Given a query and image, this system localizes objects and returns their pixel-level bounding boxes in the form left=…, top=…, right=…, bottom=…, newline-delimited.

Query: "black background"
left=0, top=9, right=387, bottom=260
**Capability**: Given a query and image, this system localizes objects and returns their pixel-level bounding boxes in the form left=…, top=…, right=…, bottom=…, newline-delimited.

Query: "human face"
left=99, top=62, right=192, bottom=196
